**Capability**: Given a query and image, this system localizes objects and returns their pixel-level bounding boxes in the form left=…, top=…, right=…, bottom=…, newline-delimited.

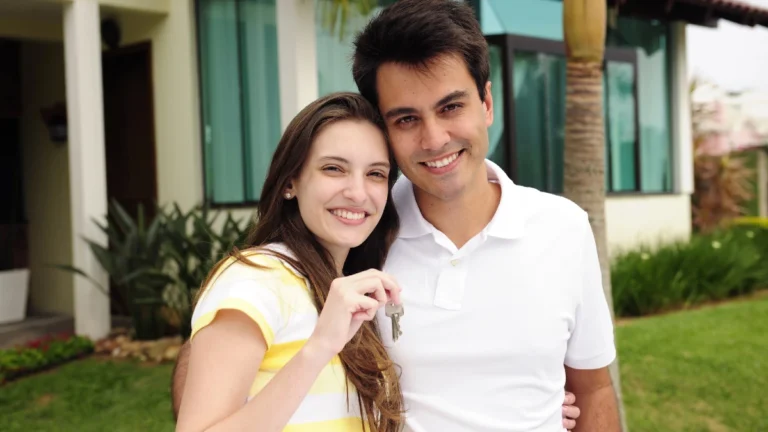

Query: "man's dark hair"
left=352, top=0, right=490, bottom=108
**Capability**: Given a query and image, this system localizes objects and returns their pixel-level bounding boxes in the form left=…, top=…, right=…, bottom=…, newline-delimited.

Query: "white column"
left=670, top=21, right=694, bottom=195
left=63, top=0, right=110, bottom=340
left=276, top=0, right=318, bottom=131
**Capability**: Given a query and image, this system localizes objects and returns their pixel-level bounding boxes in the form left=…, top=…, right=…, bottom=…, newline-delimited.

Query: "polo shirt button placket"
left=433, top=256, right=465, bottom=310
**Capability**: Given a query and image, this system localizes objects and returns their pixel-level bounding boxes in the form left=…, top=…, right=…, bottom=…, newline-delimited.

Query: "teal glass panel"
left=239, top=0, right=281, bottom=201
left=198, top=0, right=282, bottom=204
left=605, top=60, right=637, bottom=191
left=198, top=0, right=245, bottom=204
left=513, top=51, right=566, bottom=194
left=315, top=1, right=383, bottom=96
left=608, top=17, right=672, bottom=192
left=481, top=0, right=563, bottom=40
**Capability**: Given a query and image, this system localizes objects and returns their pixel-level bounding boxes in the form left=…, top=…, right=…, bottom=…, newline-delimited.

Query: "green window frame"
left=196, top=0, right=282, bottom=206
left=479, top=0, right=673, bottom=195
left=485, top=27, right=672, bottom=195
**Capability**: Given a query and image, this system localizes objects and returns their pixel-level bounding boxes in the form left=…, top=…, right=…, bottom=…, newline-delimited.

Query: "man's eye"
left=443, top=103, right=461, bottom=112
left=397, top=116, right=416, bottom=125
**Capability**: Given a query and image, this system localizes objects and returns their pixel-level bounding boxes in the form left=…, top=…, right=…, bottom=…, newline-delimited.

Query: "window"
left=511, top=49, right=566, bottom=193
left=315, top=1, right=396, bottom=96
left=481, top=0, right=564, bottom=40
left=197, top=0, right=281, bottom=205
left=605, top=58, right=639, bottom=192
left=484, top=16, right=672, bottom=194
left=608, top=18, right=673, bottom=192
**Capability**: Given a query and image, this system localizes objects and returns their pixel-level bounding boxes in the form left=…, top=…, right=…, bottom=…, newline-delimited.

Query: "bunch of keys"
left=385, top=302, right=404, bottom=342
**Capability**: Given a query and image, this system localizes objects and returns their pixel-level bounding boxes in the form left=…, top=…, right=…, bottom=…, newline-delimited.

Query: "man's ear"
left=483, top=81, right=494, bottom=128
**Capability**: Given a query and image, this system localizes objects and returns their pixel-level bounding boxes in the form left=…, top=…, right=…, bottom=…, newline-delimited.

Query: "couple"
left=172, top=0, right=620, bottom=431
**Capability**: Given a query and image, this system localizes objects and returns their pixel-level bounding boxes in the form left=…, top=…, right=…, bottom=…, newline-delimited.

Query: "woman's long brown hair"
left=196, top=92, right=404, bottom=431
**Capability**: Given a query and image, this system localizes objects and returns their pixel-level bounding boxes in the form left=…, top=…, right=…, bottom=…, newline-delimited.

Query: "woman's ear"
left=283, top=182, right=296, bottom=200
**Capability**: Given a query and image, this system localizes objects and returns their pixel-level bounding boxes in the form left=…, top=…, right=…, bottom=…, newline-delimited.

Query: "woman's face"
left=289, top=119, right=391, bottom=261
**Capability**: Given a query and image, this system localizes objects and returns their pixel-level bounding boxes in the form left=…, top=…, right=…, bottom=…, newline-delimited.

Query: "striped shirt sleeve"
left=190, top=257, right=288, bottom=348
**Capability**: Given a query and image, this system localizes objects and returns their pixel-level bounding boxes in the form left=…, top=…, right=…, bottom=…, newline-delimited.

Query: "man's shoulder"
left=514, top=184, right=588, bottom=226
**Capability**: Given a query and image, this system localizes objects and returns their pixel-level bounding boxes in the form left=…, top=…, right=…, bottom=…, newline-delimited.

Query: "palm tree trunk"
left=563, top=1, right=628, bottom=431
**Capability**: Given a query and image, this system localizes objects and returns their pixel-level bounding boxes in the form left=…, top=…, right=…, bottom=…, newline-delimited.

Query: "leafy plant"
left=690, top=78, right=757, bottom=232
left=160, top=204, right=248, bottom=338
left=56, top=200, right=249, bottom=340
left=692, top=151, right=755, bottom=233
left=611, top=222, right=768, bottom=317
left=55, top=199, right=174, bottom=340
left=0, top=333, right=94, bottom=384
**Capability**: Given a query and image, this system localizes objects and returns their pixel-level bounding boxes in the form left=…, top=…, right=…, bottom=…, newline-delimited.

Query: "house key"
left=385, top=302, right=404, bottom=342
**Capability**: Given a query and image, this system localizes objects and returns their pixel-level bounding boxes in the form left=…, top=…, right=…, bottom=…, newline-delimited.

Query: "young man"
left=351, top=1, right=620, bottom=431
left=172, top=0, right=618, bottom=430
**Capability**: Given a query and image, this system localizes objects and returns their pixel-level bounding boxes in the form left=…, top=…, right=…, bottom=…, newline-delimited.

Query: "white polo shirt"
left=377, top=159, right=617, bottom=432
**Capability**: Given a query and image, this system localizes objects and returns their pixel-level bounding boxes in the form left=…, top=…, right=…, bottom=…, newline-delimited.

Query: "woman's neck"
left=320, top=242, right=349, bottom=276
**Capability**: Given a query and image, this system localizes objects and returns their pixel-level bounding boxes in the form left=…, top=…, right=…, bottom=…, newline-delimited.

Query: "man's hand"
left=171, top=340, right=192, bottom=420
left=562, top=391, right=581, bottom=431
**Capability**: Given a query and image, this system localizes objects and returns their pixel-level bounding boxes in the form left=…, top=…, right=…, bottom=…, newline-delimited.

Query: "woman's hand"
left=308, top=269, right=402, bottom=358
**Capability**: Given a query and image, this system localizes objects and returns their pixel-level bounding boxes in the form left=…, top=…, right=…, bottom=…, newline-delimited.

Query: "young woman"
left=175, top=92, right=404, bottom=432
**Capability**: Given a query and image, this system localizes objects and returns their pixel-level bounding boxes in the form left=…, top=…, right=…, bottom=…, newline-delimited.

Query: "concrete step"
left=0, top=314, right=75, bottom=349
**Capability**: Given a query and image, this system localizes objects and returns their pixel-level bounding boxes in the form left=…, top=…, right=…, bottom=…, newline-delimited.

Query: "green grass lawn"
left=1, top=296, right=766, bottom=432
left=616, top=294, right=768, bottom=432
left=0, top=358, right=175, bottom=432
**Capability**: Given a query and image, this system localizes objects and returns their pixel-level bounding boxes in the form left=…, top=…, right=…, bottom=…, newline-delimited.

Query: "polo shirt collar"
left=392, top=159, right=527, bottom=240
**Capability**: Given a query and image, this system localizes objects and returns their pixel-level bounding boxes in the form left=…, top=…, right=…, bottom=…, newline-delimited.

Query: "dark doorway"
left=102, top=42, right=158, bottom=222
left=102, top=42, right=158, bottom=315
left=0, top=39, right=27, bottom=272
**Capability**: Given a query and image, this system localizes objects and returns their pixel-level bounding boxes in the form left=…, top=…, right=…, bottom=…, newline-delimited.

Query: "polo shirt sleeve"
left=189, top=261, right=286, bottom=349
left=564, top=215, right=617, bottom=370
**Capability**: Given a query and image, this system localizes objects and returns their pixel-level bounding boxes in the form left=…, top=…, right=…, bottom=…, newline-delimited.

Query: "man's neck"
left=414, top=172, right=501, bottom=250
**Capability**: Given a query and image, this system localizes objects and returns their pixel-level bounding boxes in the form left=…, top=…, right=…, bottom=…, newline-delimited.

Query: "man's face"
left=376, top=53, right=493, bottom=202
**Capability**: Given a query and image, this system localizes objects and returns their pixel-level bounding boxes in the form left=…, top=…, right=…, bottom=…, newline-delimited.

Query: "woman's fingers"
left=351, top=270, right=402, bottom=305
left=352, top=295, right=380, bottom=321
left=377, top=273, right=402, bottom=305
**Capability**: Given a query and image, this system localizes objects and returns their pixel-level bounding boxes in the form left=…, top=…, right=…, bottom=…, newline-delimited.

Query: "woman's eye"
left=323, top=165, right=342, bottom=173
left=369, top=171, right=387, bottom=179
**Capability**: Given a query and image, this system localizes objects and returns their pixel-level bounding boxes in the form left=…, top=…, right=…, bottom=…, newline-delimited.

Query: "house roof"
left=609, top=0, right=768, bottom=28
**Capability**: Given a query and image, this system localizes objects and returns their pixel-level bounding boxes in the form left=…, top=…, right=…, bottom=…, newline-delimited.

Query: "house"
left=1, top=0, right=767, bottom=340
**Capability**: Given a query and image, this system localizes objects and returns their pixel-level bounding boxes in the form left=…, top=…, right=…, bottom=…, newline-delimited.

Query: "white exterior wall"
left=605, top=195, right=691, bottom=254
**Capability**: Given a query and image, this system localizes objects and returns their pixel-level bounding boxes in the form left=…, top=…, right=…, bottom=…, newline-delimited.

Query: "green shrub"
left=55, top=200, right=248, bottom=340
left=0, top=333, right=94, bottom=384
left=611, top=222, right=768, bottom=317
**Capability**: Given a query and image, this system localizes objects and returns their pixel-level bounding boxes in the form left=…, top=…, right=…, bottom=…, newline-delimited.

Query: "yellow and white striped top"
left=190, top=243, right=366, bottom=431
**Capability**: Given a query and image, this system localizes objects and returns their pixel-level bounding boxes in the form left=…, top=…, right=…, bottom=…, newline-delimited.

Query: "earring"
left=284, top=192, right=291, bottom=199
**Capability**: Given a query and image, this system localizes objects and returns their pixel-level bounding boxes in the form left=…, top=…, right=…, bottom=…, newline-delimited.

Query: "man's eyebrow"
left=434, top=90, right=469, bottom=109
left=383, top=89, right=470, bottom=120
left=383, top=107, right=417, bottom=120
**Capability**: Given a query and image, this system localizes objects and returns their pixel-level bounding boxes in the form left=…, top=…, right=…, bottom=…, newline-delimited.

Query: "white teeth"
left=331, top=209, right=365, bottom=220
left=424, top=152, right=460, bottom=168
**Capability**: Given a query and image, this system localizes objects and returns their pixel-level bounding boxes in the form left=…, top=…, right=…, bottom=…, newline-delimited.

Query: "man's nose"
left=420, top=117, right=450, bottom=151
